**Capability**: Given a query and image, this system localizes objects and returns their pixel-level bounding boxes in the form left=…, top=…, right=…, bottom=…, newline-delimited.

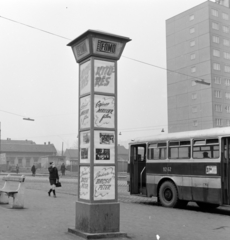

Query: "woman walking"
left=48, top=162, right=59, bottom=198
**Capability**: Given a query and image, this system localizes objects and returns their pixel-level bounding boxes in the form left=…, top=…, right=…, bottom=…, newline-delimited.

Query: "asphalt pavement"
left=0, top=175, right=230, bottom=240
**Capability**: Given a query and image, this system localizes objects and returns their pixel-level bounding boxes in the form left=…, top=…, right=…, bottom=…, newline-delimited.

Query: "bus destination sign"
left=97, top=40, right=116, bottom=54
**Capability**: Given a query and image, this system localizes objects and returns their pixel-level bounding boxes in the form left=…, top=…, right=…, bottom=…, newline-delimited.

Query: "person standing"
left=60, top=163, right=66, bottom=176
left=16, top=164, right=19, bottom=174
left=31, top=164, right=36, bottom=176
left=48, top=162, right=59, bottom=198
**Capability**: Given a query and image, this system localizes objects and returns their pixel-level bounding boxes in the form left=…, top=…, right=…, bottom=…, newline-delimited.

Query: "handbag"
left=55, top=181, right=62, bottom=187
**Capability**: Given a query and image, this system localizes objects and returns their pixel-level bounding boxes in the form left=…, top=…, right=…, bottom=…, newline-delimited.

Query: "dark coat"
left=61, top=164, right=66, bottom=172
left=31, top=165, right=36, bottom=173
left=48, top=166, right=59, bottom=180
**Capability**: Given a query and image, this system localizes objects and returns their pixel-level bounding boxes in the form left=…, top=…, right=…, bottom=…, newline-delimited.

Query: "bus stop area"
left=0, top=184, right=230, bottom=240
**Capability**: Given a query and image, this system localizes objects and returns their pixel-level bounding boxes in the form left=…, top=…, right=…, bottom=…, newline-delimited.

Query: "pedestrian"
left=48, top=162, right=59, bottom=198
left=16, top=164, right=19, bottom=174
left=60, top=163, right=66, bottom=176
left=31, top=164, right=36, bottom=176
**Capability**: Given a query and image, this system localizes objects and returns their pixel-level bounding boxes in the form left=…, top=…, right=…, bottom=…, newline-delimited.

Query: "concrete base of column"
left=68, top=201, right=127, bottom=239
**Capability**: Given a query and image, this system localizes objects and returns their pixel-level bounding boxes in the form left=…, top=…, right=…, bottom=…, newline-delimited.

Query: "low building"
left=0, top=139, right=57, bottom=171
left=64, top=149, right=78, bottom=171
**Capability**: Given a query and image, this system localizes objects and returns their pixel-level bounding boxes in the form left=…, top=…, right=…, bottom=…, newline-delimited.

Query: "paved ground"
left=0, top=176, right=230, bottom=240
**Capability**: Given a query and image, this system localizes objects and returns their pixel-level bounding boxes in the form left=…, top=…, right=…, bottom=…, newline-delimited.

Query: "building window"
left=223, top=26, right=229, bottom=33
left=213, top=36, right=220, bottom=43
left=212, top=22, right=219, bottom=30
left=226, top=79, right=230, bottom=86
left=192, top=107, right=197, bottom=113
left=222, top=13, right=229, bottom=20
left=226, top=106, right=230, bottom=113
left=223, top=39, right=230, bottom=46
left=215, top=90, right=222, bottom=98
left=190, top=28, right=195, bottom=34
left=213, top=49, right=220, bottom=57
left=190, top=53, right=196, bottom=60
left=224, top=52, right=230, bottom=60
left=193, top=120, right=198, bottom=127
left=214, top=76, right=221, bottom=84
left=191, top=66, right=196, bottom=73
left=213, top=63, right=220, bottom=70
left=190, top=40, right=195, bottom=47
left=192, top=93, right=197, bottom=99
left=225, top=92, right=230, bottom=99
left=215, top=104, right=222, bottom=112
left=225, top=65, right=230, bottom=72
left=212, top=9, right=219, bottom=17
left=190, top=15, right=194, bottom=21
left=192, top=80, right=197, bottom=86
left=215, top=118, right=223, bottom=126
left=227, top=119, right=230, bottom=126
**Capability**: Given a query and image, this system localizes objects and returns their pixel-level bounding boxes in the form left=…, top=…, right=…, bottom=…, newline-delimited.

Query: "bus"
left=127, top=127, right=230, bottom=209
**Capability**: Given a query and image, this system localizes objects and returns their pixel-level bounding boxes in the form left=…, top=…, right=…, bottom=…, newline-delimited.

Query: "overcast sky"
left=0, top=0, right=206, bottom=151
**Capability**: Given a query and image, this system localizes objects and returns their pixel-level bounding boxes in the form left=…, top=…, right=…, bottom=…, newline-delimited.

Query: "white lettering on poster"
left=80, top=96, right=90, bottom=129
left=80, top=167, right=90, bottom=200
left=80, top=61, right=91, bottom=95
left=94, top=166, right=115, bottom=200
left=94, top=60, right=115, bottom=94
left=206, top=166, right=217, bottom=174
left=94, top=96, right=114, bottom=128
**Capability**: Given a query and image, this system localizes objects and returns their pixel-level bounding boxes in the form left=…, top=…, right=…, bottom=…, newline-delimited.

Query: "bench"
left=0, top=174, right=25, bottom=208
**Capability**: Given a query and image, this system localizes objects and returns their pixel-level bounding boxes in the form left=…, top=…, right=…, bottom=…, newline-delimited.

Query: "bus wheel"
left=196, top=202, right=219, bottom=210
left=159, top=181, right=178, bottom=208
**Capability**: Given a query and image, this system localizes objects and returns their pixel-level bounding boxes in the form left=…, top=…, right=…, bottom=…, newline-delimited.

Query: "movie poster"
left=80, top=96, right=90, bottom=129
left=94, top=60, right=115, bottom=94
left=79, top=166, right=90, bottom=200
left=94, top=166, right=115, bottom=201
left=80, top=131, right=90, bottom=164
left=94, top=131, right=115, bottom=164
left=94, top=95, right=115, bottom=128
left=80, top=61, right=91, bottom=96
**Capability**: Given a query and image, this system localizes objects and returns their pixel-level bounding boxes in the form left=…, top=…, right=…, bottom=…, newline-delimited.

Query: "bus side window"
left=148, top=142, right=167, bottom=160
left=192, top=138, right=219, bottom=159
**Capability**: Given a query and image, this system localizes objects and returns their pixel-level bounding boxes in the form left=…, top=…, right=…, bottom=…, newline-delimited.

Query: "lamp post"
left=67, top=30, right=131, bottom=239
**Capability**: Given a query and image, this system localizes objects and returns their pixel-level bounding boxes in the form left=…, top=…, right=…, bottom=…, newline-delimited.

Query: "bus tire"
left=159, top=181, right=178, bottom=208
left=196, top=202, right=219, bottom=210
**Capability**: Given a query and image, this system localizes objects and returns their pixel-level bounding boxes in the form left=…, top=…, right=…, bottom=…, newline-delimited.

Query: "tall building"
left=166, top=0, right=230, bottom=133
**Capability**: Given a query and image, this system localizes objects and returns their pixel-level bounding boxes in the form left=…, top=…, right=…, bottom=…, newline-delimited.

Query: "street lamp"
left=195, top=80, right=211, bottom=85
left=23, top=118, right=35, bottom=121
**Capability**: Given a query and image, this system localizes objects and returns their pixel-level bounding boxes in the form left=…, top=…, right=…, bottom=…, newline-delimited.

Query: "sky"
left=0, top=0, right=207, bottom=151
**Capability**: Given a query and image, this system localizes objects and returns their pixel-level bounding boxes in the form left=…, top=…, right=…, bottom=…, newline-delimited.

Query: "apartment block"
left=166, top=0, right=230, bottom=132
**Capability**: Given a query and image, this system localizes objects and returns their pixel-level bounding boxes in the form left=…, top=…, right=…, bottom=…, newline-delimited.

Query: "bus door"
left=130, top=144, right=146, bottom=195
left=221, top=137, right=230, bottom=205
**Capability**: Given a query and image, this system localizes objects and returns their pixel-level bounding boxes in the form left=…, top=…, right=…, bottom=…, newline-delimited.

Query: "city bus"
left=127, top=127, right=230, bottom=209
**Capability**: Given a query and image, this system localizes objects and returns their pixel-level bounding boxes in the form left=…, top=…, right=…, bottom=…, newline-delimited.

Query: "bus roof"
left=129, top=127, right=230, bottom=145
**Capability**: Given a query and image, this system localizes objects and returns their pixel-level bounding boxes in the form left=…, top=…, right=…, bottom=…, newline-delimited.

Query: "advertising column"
left=67, top=30, right=131, bottom=239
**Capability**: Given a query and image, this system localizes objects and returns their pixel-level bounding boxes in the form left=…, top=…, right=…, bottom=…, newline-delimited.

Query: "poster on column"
left=79, top=166, right=90, bottom=200
left=94, top=60, right=115, bottom=94
left=94, top=95, right=115, bottom=128
left=80, top=96, right=90, bottom=129
left=94, top=166, right=115, bottom=201
left=94, top=131, right=115, bottom=164
left=80, top=131, right=90, bottom=164
left=80, top=60, right=91, bottom=96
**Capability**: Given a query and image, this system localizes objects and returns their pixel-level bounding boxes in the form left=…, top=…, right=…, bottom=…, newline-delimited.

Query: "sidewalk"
left=0, top=186, right=230, bottom=240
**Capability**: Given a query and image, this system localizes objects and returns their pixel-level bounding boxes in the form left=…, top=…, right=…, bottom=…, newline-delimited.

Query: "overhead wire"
left=0, top=15, right=215, bottom=137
